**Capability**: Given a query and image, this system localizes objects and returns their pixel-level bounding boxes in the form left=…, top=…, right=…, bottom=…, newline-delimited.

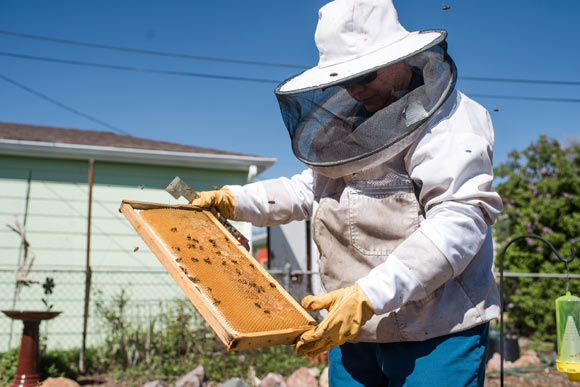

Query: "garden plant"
left=494, top=134, right=580, bottom=341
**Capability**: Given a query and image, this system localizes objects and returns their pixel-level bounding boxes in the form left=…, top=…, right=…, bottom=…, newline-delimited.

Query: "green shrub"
left=494, top=135, right=580, bottom=340
left=0, top=348, right=18, bottom=385
left=1, top=291, right=317, bottom=384
left=93, top=290, right=315, bottom=382
left=39, top=349, right=79, bottom=380
left=0, top=348, right=82, bottom=384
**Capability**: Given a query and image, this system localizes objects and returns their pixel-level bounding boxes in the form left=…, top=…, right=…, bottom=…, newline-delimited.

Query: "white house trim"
left=0, top=139, right=276, bottom=173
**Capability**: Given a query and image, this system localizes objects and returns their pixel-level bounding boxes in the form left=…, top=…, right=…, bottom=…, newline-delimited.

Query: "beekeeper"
left=192, top=0, right=502, bottom=385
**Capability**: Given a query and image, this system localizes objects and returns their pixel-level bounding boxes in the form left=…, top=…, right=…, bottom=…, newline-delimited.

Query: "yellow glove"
left=190, top=187, right=235, bottom=219
left=295, top=283, right=375, bottom=356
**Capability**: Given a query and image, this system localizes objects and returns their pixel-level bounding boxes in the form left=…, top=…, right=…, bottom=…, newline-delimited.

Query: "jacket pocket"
left=347, top=179, right=420, bottom=256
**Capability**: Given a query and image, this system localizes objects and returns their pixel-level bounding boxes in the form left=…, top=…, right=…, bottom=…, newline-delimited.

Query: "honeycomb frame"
left=120, top=200, right=316, bottom=351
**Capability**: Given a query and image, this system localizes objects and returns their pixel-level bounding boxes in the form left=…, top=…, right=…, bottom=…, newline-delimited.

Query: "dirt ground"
left=485, top=368, right=578, bottom=386
left=78, top=376, right=147, bottom=386
left=76, top=368, right=576, bottom=386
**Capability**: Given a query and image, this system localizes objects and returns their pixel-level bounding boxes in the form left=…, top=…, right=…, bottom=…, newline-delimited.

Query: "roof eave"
left=0, top=139, right=276, bottom=174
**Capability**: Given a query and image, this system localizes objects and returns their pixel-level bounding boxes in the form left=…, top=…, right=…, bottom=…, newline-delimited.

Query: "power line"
left=0, top=73, right=131, bottom=135
left=2, top=29, right=580, bottom=87
left=461, top=76, right=580, bottom=87
left=0, top=29, right=308, bottom=70
left=470, top=93, right=580, bottom=103
left=0, top=51, right=280, bottom=84
left=2, top=52, right=580, bottom=104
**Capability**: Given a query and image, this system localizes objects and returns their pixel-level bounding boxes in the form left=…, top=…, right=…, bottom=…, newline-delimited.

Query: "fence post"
left=80, top=159, right=94, bottom=374
left=305, top=221, right=312, bottom=295
left=284, top=263, right=291, bottom=292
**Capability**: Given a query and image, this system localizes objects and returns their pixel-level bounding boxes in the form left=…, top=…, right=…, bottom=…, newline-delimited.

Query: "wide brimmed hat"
left=278, top=0, right=446, bottom=93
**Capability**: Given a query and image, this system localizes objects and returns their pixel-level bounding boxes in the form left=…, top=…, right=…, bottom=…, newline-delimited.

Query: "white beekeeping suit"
left=193, top=0, right=503, bottom=357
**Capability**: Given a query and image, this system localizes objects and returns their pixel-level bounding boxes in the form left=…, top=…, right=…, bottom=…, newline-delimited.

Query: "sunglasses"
left=340, top=71, right=378, bottom=88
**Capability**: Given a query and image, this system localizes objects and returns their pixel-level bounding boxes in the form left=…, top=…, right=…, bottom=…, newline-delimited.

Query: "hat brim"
left=277, top=30, right=446, bottom=94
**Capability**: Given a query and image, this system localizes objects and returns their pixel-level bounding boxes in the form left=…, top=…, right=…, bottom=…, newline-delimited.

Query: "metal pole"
left=284, top=263, right=291, bottom=292
left=498, top=234, right=575, bottom=387
left=305, top=220, right=312, bottom=294
left=80, top=159, right=94, bottom=374
left=266, top=226, right=271, bottom=270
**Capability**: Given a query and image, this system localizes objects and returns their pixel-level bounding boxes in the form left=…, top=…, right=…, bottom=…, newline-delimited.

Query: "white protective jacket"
left=228, top=90, right=503, bottom=342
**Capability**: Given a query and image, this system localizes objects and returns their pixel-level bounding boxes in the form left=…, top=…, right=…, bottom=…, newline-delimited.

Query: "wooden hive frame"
left=119, top=200, right=316, bottom=351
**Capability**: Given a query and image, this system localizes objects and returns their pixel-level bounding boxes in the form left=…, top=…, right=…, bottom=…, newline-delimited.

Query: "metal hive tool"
left=119, top=200, right=316, bottom=351
left=165, top=176, right=250, bottom=251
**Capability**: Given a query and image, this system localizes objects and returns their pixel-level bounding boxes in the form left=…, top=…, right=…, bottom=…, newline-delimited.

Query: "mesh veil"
left=275, top=42, right=457, bottom=179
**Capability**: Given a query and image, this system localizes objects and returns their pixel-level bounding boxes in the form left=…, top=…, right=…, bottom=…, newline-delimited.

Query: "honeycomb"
left=139, top=208, right=312, bottom=334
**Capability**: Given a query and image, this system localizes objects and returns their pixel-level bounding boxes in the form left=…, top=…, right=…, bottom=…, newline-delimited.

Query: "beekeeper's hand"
left=190, top=187, right=235, bottom=219
left=295, top=283, right=375, bottom=356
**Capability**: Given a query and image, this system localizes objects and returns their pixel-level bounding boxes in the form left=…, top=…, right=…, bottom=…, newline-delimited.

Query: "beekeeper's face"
left=345, top=61, right=412, bottom=112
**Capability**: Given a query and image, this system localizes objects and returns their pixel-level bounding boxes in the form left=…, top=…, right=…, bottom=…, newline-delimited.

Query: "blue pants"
left=328, top=323, right=489, bottom=387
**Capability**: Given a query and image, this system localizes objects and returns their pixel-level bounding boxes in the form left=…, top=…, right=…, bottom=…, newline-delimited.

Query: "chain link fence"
left=0, top=268, right=186, bottom=351
left=1, top=265, right=575, bottom=353
left=0, top=266, right=317, bottom=351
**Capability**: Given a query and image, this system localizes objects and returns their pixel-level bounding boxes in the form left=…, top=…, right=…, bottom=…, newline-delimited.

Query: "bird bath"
left=2, top=310, right=61, bottom=387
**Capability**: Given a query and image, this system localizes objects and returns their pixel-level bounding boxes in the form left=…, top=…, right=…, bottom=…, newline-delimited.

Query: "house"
left=0, top=121, right=275, bottom=349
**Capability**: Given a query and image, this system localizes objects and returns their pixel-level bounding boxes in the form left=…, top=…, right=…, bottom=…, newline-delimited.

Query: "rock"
left=486, top=352, right=501, bottom=371
left=286, top=367, right=318, bottom=387
left=307, top=367, right=321, bottom=379
left=486, top=352, right=513, bottom=371
left=259, top=373, right=287, bottom=387
left=513, top=349, right=541, bottom=367
left=192, top=365, right=205, bottom=382
left=176, top=369, right=201, bottom=387
left=142, top=381, right=165, bottom=387
left=222, top=378, right=248, bottom=387
left=40, top=378, right=80, bottom=387
left=319, top=367, right=329, bottom=387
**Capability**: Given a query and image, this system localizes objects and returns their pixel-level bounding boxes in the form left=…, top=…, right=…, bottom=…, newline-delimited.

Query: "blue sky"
left=1, top=0, right=578, bottom=181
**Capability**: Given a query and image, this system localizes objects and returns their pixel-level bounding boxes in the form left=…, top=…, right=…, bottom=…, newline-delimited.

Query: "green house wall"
left=0, top=154, right=251, bottom=349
